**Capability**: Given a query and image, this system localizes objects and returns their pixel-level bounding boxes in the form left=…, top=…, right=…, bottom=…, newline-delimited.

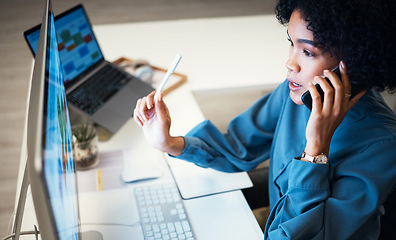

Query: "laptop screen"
left=24, top=4, right=104, bottom=85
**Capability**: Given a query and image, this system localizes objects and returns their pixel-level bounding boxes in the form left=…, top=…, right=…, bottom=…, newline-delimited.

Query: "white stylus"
left=154, top=53, right=182, bottom=101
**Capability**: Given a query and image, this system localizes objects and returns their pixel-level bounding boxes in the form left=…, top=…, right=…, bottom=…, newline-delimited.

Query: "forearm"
left=163, top=136, right=185, bottom=157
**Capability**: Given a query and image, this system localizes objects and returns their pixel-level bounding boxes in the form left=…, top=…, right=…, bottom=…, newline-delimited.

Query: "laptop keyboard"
left=68, top=64, right=133, bottom=115
left=134, top=183, right=196, bottom=240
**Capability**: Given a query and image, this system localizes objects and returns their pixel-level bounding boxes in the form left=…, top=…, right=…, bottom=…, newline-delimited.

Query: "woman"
left=134, top=0, right=396, bottom=239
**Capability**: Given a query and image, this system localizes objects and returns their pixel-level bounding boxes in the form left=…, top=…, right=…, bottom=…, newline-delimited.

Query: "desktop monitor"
left=25, top=0, right=82, bottom=239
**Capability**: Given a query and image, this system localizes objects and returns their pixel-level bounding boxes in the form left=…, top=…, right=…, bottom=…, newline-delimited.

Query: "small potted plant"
left=72, top=122, right=99, bottom=170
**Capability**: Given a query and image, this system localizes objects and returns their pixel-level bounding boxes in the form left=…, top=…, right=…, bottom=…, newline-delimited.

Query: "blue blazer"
left=174, top=80, right=396, bottom=239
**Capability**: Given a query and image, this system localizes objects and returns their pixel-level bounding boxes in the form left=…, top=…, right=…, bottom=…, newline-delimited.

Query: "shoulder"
left=332, top=89, right=396, bottom=161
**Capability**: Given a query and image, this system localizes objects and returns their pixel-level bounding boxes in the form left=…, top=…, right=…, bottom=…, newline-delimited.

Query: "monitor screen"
left=27, top=0, right=81, bottom=239
left=24, top=4, right=104, bottom=86
left=44, top=8, right=80, bottom=240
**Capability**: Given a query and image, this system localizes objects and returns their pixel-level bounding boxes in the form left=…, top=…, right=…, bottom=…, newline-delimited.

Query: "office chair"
left=242, top=165, right=270, bottom=210
left=379, top=188, right=396, bottom=239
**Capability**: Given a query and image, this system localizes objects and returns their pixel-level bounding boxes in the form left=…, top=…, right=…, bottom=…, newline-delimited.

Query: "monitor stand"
left=81, top=230, right=103, bottom=240
left=12, top=164, right=30, bottom=240
left=12, top=163, right=103, bottom=240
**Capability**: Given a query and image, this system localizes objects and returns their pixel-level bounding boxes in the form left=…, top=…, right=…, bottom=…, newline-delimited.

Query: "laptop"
left=23, top=4, right=154, bottom=134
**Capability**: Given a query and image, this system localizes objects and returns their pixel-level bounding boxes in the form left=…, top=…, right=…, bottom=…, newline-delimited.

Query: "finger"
left=339, top=61, right=351, bottom=96
left=308, top=81, right=323, bottom=113
left=159, top=93, right=171, bottom=119
left=155, top=93, right=169, bottom=122
left=324, top=67, right=343, bottom=91
left=136, top=98, right=147, bottom=124
left=156, top=91, right=163, bottom=104
left=134, top=107, right=143, bottom=126
left=323, top=69, right=345, bottom=112
left=316, top=74, right=334, bottom=112
left=147, top=91, right=156, bottom=110
left=140, top=96, right=149, bottom=121
left=159, top=93, right=169, bottom=112
left=135, top=98, right=142, bottom=118
left=134, top=99, right=144, bottom=126
left=338, top=61, right=351, bottom=109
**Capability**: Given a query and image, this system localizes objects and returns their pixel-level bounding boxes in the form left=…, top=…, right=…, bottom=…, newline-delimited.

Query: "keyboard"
left=134, top=183, right=196, bottom=240
left=68, top=64, right=132, bottom=115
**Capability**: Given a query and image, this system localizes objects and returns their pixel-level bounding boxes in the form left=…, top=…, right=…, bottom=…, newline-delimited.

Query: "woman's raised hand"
left=133, top=91, right=184, bottom=156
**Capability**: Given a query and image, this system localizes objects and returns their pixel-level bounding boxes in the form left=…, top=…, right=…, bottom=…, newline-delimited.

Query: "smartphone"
left=301, top=67, right=364, bottom=110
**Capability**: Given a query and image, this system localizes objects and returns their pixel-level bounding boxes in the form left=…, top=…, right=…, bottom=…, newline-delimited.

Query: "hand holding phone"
left=301, top=67, right=365, bottom=110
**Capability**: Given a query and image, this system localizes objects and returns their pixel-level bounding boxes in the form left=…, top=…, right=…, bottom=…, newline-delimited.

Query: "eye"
left=303, top=49, right=315, bottom=57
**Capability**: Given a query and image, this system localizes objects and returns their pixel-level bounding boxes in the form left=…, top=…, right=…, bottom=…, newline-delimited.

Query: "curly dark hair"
left=275, top=0, right=396, bottom=92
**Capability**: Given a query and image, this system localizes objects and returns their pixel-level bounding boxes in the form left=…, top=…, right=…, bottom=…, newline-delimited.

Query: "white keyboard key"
left=134, top=183, right=195, bottom=240
left=174, top=222, right=183, bottom=234
left=170, top=209, right=177, bottom=215
left=177, top=208, right=185, bottom=214
left=181, top=221, right=191, bottom=232
left=167, top=223, right=175, bottom=232
left=152, top=225, right=160, bottom=233
left=160, top=223, right=167, bottom=229
left=143, top=218, right=150, bottom=224
left=154, top=233, right=161, bottom=238
left=149, top=212, right=156, bottom=218
left=170, top=232, right=177, bottom=238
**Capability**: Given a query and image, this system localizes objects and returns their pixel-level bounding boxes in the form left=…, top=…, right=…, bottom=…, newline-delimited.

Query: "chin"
left=290, top=91, right=304, bottom=105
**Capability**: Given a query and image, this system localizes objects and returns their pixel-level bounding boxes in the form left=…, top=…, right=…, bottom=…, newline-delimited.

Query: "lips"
left=288, top=79, right=303, bottom=91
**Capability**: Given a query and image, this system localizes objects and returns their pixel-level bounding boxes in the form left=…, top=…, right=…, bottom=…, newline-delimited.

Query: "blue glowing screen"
left=26, top=6, right=103, bottom=86
left=44, top=9, right=80, bottom=240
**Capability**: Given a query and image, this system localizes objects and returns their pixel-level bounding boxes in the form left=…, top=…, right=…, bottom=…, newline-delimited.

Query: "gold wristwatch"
left=301, top=151, right=328, bottom=164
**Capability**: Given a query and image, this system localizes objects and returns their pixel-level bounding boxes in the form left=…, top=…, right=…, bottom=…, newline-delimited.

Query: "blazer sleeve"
left=173, top=81, right=290, bottom=172
left=265, top=138, right=396, bottom=240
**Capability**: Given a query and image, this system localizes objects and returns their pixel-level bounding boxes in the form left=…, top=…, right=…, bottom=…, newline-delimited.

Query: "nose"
left=286, top=50, right=300, bottom=73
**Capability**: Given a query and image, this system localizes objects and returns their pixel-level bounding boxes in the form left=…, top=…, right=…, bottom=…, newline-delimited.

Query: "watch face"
left=315, top=155, right=328, bottom=164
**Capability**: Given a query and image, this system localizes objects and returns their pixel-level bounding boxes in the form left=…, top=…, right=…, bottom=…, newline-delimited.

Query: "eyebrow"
left=287, top=30, right=317, bottom=47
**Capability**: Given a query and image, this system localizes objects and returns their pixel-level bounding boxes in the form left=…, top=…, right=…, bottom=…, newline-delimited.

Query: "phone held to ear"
left=301, top=67, right=365, bottom=110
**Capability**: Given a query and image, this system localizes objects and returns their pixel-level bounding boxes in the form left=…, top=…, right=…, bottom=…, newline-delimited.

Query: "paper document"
left=77, top=150, right=126, bottom=192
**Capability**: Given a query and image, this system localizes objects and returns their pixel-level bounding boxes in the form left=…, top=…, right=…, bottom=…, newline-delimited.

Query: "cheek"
left=300, top=67, right=326, bottom=87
